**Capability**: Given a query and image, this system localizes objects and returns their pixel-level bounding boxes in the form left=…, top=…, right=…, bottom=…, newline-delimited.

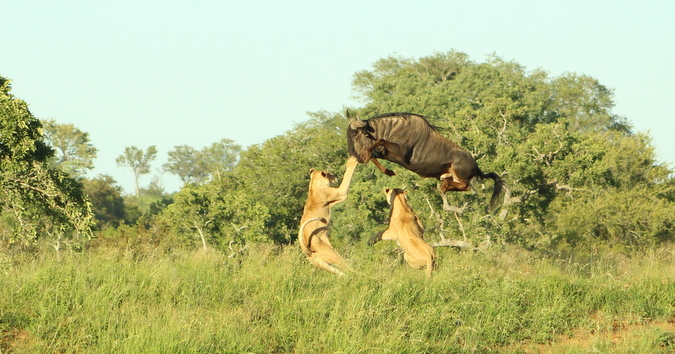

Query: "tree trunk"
left=194, top=221, right=208, bottom=250
left=134, top=171, right=140, bottom=197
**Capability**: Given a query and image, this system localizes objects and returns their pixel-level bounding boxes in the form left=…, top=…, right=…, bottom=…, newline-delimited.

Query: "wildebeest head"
left=347, top=119, right=376, bottom=163
left=348, top=119, right=367, bottom=130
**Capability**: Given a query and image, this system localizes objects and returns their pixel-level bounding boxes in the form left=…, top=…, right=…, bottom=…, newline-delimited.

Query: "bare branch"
left=228, top=240, right=250, bottom=258
left=425, top=196, right=447, bottom=240
left=453, top=210, right=467, bottom=241
left=441, top=192, right=467, bottom=213
left=192, top=220, right=209, bottom=251
left=554, top=183, right=590, bottom=192
left=497, top=185, right=512, bottom=220
left=529, top=125, right=565, bottom=166
left=496, top=107, right=509, bottom=142
left=430, top=239, right=474, bottom=249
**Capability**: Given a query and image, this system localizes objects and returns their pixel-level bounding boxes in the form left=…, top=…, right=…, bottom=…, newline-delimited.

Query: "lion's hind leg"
left=308, top=256, right=345, bottom=276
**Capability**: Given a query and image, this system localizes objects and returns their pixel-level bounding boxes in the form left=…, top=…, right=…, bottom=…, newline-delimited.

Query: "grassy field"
left=1, top=243, right=675, bottom=353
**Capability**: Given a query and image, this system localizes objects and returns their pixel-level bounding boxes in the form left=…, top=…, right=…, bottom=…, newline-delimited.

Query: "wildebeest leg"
left=362, top=139, right=406, bottom=176
left=370, top=159, right=395, bottom=176
left=439, top=174, right=469, bottom=213
left=369, top=139, right=406, bottom=163
left=440, top=171, right=472, bottom=193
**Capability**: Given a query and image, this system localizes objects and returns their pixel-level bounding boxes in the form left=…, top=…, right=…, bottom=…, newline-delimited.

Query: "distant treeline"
left=2, top=50, right=675, bottom=253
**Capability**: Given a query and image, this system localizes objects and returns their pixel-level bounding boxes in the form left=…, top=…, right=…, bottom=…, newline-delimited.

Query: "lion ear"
left=309, top=168, right=315, bottom=173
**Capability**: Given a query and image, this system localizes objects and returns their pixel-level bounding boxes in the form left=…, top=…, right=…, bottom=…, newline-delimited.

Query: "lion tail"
left=298, top=217, right=328, bottom=253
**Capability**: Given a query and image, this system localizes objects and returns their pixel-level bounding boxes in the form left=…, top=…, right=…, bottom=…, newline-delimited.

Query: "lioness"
left=299, top=156, right=358, bottom=276
left=368, top=188, right=436, bottom=277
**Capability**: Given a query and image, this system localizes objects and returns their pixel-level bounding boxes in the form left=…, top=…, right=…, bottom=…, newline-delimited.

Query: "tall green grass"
left=2, top=244, right=675, bottom=353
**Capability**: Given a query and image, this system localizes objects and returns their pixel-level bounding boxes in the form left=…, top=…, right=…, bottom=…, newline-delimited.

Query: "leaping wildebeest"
left=347, top=112, right=503, bottom=210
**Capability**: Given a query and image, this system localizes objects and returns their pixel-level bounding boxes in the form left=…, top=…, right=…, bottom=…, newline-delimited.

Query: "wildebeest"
left=347, top=112, right=503, bottom=210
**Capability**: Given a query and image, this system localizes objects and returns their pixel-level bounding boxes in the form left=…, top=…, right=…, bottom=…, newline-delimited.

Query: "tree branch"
left=440, top=192, right=467, bottom=213
left=430, top=239, right=474, bottom=249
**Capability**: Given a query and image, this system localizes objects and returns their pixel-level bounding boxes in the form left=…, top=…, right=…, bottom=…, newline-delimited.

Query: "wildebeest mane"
left=368, top=112, right=443, bottom=131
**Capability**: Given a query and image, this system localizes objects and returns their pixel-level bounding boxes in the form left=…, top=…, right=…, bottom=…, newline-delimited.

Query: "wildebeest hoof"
left=385, top=169, right=396, bottom=176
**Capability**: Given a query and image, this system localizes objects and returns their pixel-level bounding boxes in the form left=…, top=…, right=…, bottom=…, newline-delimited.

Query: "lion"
left=368, top=188, right=436, bottom=277
left=298, top=156, right=359, bottom=276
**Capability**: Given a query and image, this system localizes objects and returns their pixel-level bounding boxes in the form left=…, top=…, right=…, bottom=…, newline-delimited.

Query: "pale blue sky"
left=3, top=1, right=674, bottom=193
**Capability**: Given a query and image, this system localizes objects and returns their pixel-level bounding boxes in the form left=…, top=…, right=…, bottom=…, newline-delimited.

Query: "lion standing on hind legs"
left=298, top=156, right=359, bottom=276
left=368, top=188, right=436, bottom=277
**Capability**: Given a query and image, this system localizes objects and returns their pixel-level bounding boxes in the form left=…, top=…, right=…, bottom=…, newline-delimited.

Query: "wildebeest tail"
left=478, top=171, right=503, bottom=211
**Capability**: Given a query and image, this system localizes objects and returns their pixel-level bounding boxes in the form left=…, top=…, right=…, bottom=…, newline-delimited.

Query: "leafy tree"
left=159, top=51, right=675, bottom=251
left=549, top=73, right=631, bottom=133
left=163, top=145, right=205, bottom=184
left=116, top=145, right=158, bottom=197
left=123, top=176, right=173, bottom=225
left=200, top=138, right=242, bottom=182
left=348, top=51, right=675, bottom=250
left=163, top=139, right=241, bottom=185
left=81, top=175, right=125, bottom=229
left=42, top=119, right=98, bottom=177
left=158, top=111, right=348, bottom=245
left=232, top=111, right=350, bottom=243
left=0, top=76, right=93, bottom=244
left=159, top=182, right=268, bottom=250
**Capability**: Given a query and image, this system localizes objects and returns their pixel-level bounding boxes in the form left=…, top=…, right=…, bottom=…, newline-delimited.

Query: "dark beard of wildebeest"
left=347, top=112, right=504, bottom=211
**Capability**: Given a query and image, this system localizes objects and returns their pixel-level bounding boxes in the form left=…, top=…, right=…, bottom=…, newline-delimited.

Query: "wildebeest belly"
left=403, top=161, right=449, bottom=178
left=394, top=139, right=456, bottom=178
